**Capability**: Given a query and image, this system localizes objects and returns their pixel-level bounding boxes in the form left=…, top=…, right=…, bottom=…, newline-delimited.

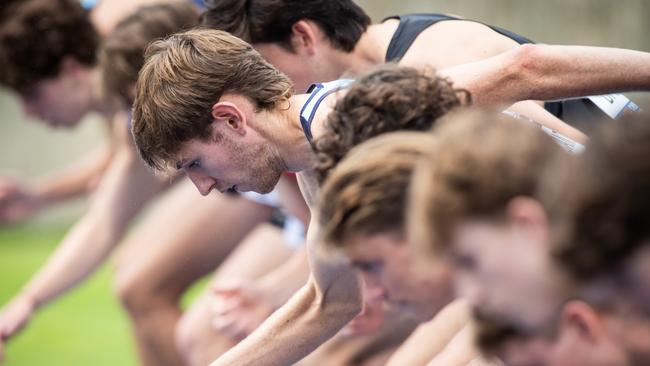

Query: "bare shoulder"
left=400, top=19, right=522, bottom=70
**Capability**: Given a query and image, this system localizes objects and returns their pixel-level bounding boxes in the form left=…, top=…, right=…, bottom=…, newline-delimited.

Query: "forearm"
left=19, top=150, right=163, bottom=308
left=31, top=144, right=113, bottom=206
left=21, top=211, right=122, bottom=306
left=426, top=324, right=484, bottom=366
left=212, top=275, right=361, bottom=366
left=387, top=299, right=471, bottom=366
left=442, top=44, right=650, bottom=107
left=213, top=215, right=362, bottom=365
left=505, top=100, right=588, bottom=143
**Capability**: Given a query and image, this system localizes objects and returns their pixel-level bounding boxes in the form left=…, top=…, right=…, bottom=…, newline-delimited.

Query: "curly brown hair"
left=318, top=132, right=436, bottom=247
left=99, top=2, right=199, bottom=107
left=0, top=0, right=98, bottom=92
left=312, top=64, right=468, bottom=184
left=200, top=0, right=370, bottom=52
left=548, top=113, right=650, bottom=281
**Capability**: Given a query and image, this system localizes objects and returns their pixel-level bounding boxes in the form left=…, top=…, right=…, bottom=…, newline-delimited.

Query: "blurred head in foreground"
left=408, top=110, right=649, bottom=365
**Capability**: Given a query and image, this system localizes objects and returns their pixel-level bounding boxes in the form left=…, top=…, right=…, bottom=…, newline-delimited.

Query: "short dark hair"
left=0, top=0, right=98, bottom=92
left=99, top=2, right=199, bottom=106
left=549, top=113, right=650, bottom=281
left=200, top=0, right=371, bottom=52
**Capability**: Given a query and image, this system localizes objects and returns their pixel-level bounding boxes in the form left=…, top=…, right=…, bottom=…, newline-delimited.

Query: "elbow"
left=310, top=274, right=363, bottom=322
left=509, top=44, right=544, bottom=99
left=512, top=44, right=542, bottom=76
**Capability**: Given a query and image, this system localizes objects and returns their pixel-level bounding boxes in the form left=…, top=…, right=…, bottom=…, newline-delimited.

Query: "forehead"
left=343, top=233, right=405, bottom=258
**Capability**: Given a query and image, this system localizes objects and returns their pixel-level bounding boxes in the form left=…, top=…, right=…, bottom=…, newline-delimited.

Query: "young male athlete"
left=551, top=115, right=650, bottom=315
left=131, top=27, right=650, bottom=364
left=201, top=0, right=646, bottom=127
left=408, top=112, right=650, bottom=365
left=316, top=130, right=495, bottom=365
left=0, top=3, right=299, bottom=365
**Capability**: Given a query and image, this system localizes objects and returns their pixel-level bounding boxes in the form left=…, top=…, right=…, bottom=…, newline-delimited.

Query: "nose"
left=360, top=274, right=388, bottom=304
left=456, top=275, right=487, bottom=308
left=187, top=171, right=217, bottom=196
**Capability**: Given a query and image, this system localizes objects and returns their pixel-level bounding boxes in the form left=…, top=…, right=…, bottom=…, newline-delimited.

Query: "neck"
left=336, top=21, right=397, bottom=78
left=88, top=67, right=114, bottom=118
left=261, top=93, right=315, bottom=173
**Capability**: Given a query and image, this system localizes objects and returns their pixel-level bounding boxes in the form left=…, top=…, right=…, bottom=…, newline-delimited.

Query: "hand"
left=211, top=281, right=275, bottom=341
left=0, top=293, right=37, bottom=357
left=0, top=178, right=42, bottom=224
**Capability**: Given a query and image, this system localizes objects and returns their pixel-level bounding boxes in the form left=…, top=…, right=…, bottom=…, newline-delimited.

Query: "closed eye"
left=188, top=160, right=201, bottom=170
left=352, top=260, right=383, bottom=274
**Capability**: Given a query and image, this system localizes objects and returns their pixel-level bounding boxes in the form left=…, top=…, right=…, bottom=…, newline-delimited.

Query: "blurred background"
left=0, top=0, right=648, bottom=365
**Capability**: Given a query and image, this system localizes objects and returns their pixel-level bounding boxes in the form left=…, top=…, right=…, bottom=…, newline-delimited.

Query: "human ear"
left=290, top=20, right=319, bottom=55
left=560, top=300, right=604, bottom=344
left=210, top=101, right=247, bottom=135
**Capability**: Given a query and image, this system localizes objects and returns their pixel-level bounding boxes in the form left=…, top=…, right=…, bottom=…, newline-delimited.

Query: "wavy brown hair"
left=318, top=132, right=436, bottom=247
left=548, top=113, right=650, bottom=281
left=313, top=64, right=468, bottom=184
left=132, top=29, right=294, bottom=170
left=99, top=2, right=199, bottom=107
left=0, top=0, right=98, bottom=92
left=409, top=110, right=564, bottom=254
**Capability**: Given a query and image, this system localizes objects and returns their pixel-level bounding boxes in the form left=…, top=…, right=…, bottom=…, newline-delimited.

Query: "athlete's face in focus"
left=177, top=123, right=284, bottom=195
left=342, top=232, right=453, bottom=321
left=449, top=199, right=566, bottom=333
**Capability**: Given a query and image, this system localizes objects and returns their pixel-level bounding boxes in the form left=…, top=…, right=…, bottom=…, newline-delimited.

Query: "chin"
left=255, top=185, right=275, bottom=194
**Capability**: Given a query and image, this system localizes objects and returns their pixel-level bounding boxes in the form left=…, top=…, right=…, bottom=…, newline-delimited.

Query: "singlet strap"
left=384, top=14, right=457, bottom=62
left=383, top=13, right=535, bottom=63
left=299, top=79, right=355, bottom=142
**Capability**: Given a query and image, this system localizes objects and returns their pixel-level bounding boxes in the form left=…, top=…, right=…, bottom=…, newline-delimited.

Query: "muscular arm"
left=21, top=143, right=165, bottom=306
left=441, top=44, right=650, bottom=107
left=386, top=299, right=471, bottom=366
left=212, top=212, right=362, bottom=366
left=0, top=120, right=169, bottom=342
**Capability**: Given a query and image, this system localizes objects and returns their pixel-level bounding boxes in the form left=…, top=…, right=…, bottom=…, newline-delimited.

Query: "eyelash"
left=188, top=160, right=200, bottom=169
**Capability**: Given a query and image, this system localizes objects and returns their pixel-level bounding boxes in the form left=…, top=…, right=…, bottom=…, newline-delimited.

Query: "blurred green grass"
left=0, top=225, right=208, bottom=366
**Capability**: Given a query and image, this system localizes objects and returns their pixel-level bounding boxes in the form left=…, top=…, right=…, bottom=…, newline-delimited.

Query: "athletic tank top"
left=299, top=79, right=355, bottom=142
left=383, top=13, right=639, bottom=128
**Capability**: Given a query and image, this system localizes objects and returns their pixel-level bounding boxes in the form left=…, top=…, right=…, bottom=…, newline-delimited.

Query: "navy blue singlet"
left=383, top=13, right=623, bottom=128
